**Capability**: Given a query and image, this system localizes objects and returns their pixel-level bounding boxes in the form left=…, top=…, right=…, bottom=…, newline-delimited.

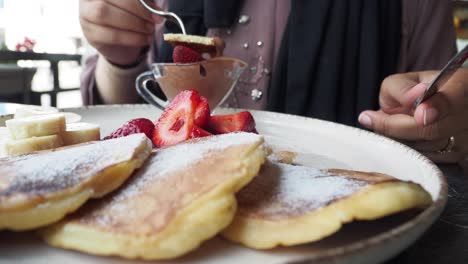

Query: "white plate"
left=0, top=105, right=447, bottom=264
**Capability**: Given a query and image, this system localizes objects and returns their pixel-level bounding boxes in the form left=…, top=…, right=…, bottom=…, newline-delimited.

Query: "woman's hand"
left=79, top=0, right=163, bottom=66
left=358, top=69, right=468, bottom=163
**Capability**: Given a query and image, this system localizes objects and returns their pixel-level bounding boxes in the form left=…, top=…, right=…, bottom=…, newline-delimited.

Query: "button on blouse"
left=207, top=0, right=290, bottom=110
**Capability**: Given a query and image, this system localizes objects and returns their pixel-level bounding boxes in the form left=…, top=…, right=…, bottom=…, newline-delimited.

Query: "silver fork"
left=138, top=0, right=187, bottom=35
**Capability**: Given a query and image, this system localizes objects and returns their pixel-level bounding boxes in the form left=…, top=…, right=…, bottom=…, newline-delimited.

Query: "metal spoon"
left=413, top=44, right=468, bottom=108
left=138, top=0, right=186, bottom=35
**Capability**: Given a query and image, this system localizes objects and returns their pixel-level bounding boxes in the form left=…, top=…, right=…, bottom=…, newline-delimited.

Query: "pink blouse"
left=81, top=0, right=457, bottom=107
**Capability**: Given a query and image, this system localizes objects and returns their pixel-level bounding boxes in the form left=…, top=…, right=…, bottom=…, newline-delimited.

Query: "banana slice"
left=62, top=112, right=82, bottom=124
left=0, top=127, right=10, bottom=138
left=0, top=127, right=10, bottom=158
left=14, top=106, right=59, bottom=119
left=13, top=106, right=82, bottom=124
left=6, top=114, right=66, bottom=139
left=5, top=135, right=63, bottom=156
left=62, top=122, right=100, bottom=146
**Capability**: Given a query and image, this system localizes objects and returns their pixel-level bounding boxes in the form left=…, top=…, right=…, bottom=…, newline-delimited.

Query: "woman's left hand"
left=358, top=69, right=468, bottom=164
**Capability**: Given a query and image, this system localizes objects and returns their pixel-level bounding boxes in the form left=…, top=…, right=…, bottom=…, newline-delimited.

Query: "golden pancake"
left=267, top=150, right=297, bottom=164
left=41, top=132, right=266, bottom=260
left=222, top=160, right=432, bottom=249
left=0, top=134, right=152, bottom=231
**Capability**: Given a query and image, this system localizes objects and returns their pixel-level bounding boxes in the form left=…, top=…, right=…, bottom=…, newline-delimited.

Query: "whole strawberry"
left=104, top=118, right=155, bottom=140
left=173, top=45, right=204, bottom=63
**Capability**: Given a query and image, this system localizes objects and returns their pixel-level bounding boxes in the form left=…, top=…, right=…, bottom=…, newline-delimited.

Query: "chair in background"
left=0, top=64, right=36, bottom=104
left=0, top=50, right=81, bottom=107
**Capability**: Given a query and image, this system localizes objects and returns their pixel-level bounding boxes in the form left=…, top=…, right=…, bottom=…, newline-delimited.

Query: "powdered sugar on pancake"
left=237, top=161, right=369, bottom=219
left=0, top=134, right=150, bottom=200
left=154, top=132, right=262, bottom=177
left=109, top=132, right=263, bottom=204
left=78, top=132, right=263, bottom=227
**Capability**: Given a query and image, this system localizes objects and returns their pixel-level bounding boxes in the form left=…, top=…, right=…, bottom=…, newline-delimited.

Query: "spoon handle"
left=138, top=0, right=187, bottom=35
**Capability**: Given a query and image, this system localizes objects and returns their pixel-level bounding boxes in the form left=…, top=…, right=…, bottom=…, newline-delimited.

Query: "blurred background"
left=0, top=0, right=92, bottom=109
left=0, top=0, right=467, bottom=110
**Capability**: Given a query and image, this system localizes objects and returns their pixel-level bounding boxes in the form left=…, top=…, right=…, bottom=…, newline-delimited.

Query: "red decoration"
left=15, top=37, right=36, bottom=52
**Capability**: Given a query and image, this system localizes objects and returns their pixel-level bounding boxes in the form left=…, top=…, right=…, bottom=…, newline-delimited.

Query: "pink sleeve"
left=79, top=0, right=168, bottom=106
left=80, top=54, right=101, bottom=105
left=398, top=0, right=457, bottom=72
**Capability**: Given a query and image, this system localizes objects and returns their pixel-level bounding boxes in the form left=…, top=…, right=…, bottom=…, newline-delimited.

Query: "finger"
left=379, top=72, right=419, bottom=111
left=151, top=14, right=165, bottom=24
left=103, top=0, right=156, bottom=23
left=81, top=21, right=151, bottom=47
left=81, top=1, right=154, bottom=34
left=379, top=71, right=439, bottom=114
left=359, top=110, right=419, bottom=140
left=423, top=151, right=465, bottom=164
left=406, top=138, right=450, bottom=152
left=422, top=135, right=467, bottom=163
left=387, top=83, right=429, bottom=115
left=358, top=110, right=468, bottom=141
left=414, top=131, right=468, bottom=164
left=413, top=70, right=468, bottom=126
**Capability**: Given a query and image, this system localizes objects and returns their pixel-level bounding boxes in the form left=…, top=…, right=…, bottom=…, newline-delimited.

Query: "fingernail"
left=358, top=113, right=372, bottom=128
left=423, top=108, right=438, bottom=126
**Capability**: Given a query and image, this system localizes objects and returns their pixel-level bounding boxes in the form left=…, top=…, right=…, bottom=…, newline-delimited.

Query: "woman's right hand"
left=79, top=0, right=163, bottom=66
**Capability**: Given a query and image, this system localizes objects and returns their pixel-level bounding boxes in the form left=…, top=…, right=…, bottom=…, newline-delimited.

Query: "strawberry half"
left=152, top=90, right=200, bottom=147
left=194, top=95, right=210, bottom=127
left=208, top=111, right=257, bottom=134
left=173, top=45, right=204, bottom=63
left=103, top=118, right=154, bottom=140
left=191, top=125, right=213, bottom=138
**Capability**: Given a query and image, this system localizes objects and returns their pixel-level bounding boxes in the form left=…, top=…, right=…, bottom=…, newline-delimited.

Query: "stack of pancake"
left=0, top=132, right=432, bottom=260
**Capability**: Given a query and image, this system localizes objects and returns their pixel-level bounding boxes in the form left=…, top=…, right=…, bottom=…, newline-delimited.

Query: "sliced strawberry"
left=191, top=125, right=213, bottom=138
left=152, top=90, right=200, bottom=147
left=104, top=118, right=154, bottom=140
left=194, top=95, right=210, bottom=127
left=172, top=45, right=204, bottom=63
left=208, top=111, right=257, bottom=134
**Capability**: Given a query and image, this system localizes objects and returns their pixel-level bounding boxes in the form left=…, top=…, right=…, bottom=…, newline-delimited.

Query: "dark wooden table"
left=0, top=50, right=82, bottom=106
left=387, top=164, right=468, bottom=263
